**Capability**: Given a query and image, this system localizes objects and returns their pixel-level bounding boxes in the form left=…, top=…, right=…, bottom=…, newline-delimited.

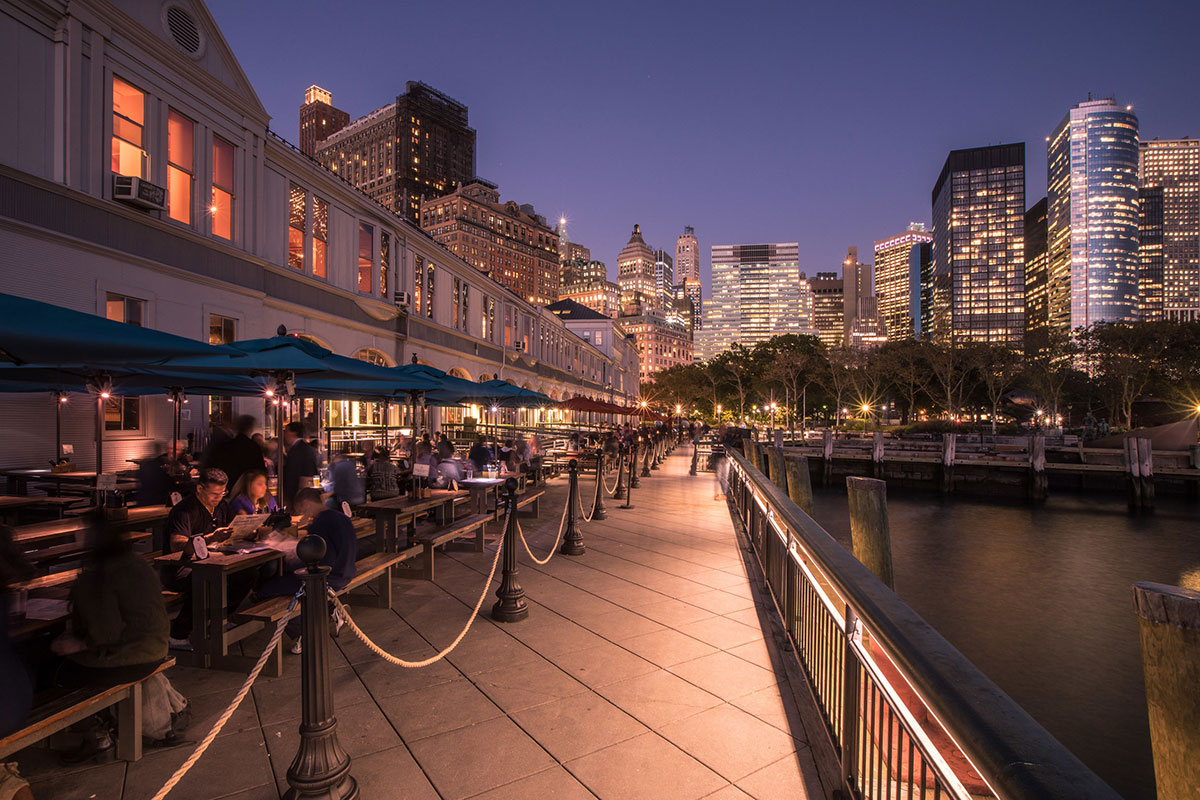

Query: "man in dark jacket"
left=281, top=421, right=320, bottom=510
left=203, top=415, right=265, bottom=489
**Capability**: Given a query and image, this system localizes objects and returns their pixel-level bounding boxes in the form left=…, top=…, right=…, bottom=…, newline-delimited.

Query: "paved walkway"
left=26, top=451, right=827, bottom=799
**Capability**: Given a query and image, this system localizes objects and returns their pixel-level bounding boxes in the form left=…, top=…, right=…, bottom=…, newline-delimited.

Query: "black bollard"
left=287, top=535, right=358, bottom=800
left=630, top=440, right=642, bottom=488
left=491, top=477, right=528, bottom=622
left=640, top=438, right=652, bottom=477
left=652, top=435, right=662, bottom=469
left=613, top=442, right=627, bottom=500
left=560, top=459, right=585, bottom=555
left=620, top=446, right=635, bottom=510
left=590, top=451, right=608, bottom=521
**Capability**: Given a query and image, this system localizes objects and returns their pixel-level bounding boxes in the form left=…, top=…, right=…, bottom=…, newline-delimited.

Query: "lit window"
left=358, top=222, right=373, bottom=294
left=312, top=197, right=328, bottom=278
left=211, top=136, right=235, bottom=239
left=111, top=77, right=147, bottom=178
left=288, top=183, right=305, bottom=269
left=104, top=293, right=143, bottom=431
left=167, top=110, right=194, bottom=224
left=380, top=232, right=390, bottom=298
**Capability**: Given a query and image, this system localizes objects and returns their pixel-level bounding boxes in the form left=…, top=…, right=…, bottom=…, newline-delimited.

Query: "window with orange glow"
left=288, top=183, right=305, bottom=269
left=358, top=222, right=373, bottom=293
left=312, top=196, right=328, bottom=278
left=111, top=77, right=147, bottom=178
left=167, top=110, right=194, bottom=224
left=211, top=136, right=235, bottom=239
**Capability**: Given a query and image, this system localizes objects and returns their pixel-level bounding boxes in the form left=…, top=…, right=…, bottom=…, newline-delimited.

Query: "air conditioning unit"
left=393, top=290, right=413, bottom=308
left=112, top=175, right=166, bottom=211
left=513, top=342, right=525, bottom=353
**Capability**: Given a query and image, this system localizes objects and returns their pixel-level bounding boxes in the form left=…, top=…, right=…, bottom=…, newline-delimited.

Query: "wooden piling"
left=1132, top=582, right=1200, bottom=800
left=1138, top=437, right=1155, bottom=510
left=784, top=454, right=815, bottom=516
left=1124, top=437, right=1143, bottom=509
left=871, top=432, right=884, bottom=479
left=767, top=447, right=787, bottom=494
left=822, top=429, right=834, bottom=488
left=940, top=433, right=956, bottom=493
left=846, top=476, right=894, bottom=589
left=742, top=436, right=755, bottom=470
left=1028, top=433, right=1047, bottom=501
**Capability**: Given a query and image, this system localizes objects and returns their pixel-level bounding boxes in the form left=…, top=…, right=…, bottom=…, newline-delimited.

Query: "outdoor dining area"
left=0, top=291, right=676, bottom=794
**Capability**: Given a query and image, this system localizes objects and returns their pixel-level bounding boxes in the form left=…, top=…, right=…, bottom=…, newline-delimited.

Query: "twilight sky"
left=208, top=0, right=1200, bottom=294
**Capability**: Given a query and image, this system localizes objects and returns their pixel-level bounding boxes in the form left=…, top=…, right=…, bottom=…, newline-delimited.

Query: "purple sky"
left=208, top=0, right=1200, bottom=294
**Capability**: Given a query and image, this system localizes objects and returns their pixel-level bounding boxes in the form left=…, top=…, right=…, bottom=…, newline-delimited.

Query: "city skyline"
left=206, top=0, right=1200, bottom=297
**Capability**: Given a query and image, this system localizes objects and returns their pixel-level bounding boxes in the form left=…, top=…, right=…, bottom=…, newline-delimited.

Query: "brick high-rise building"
left=675, top=226, right=700, bottom=282
left=931, top=142, right=1026, bottom=344
left=299, top=86, right=349, bottom=157
left=874, top=223, right=932, bottom=341
left=617, top=224, right=659, bottom=312
left=1140, top=138, right=1200, bottom=322
left=314, top=81, right=476, bottom=224
left=420, top=180, right=560, bottom=305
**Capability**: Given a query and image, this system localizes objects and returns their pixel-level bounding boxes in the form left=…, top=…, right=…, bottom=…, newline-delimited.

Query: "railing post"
left=613, top=442, right=627, bottom=500
left=1132, top=582, right=1200, bottom=800
left=620, top=445, right=635, bottom=509
left=846, top=476, right=894, bottom=589
left=491, top=478, right=528, bottom=622
left=287, top=535, right=358, bottom=800
left=561, top=459, right=585, bottom=556
left=841, top=605, right=861, bottom=798
left=590, top=451, right=608, bottom=521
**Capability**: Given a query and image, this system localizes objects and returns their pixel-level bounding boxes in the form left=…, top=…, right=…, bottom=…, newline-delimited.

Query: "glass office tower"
left=705, top=243, right=809, bottom=354
left=1140, top=138, right=1200, bottom=322
left=1047, top=98, right=1140, bottom=333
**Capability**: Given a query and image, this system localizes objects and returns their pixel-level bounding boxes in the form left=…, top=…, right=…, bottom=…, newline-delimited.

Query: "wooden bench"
left=515, top=489, right=544, bottom=518
left=25, top=531, right=153, bottom=565
left=414, top=513, right=492, bottom=581
left=0, top=657, right=175, bottom=762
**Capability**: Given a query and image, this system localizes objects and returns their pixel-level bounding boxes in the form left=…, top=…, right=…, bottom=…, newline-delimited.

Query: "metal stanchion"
left=491, top=478, right=528, bottom=622
left=560, top=459, right=585, bottom=556
left=689, top=440, right=699, bottom=475
left=613, top=442, right=627, bottom=500
left=590, top=451, right=608, bottom=521
left=620, top=446, right=635, bottom=510
left=630, top=440, right=642, bottom=488
left=287, top=536, right=358, bottom=800
left=641, top=437, right=652, bottom=477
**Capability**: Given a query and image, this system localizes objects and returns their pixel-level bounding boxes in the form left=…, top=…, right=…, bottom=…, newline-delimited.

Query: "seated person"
left=565, top=433, right=582, bottom=454
left=229, top=468, right=278, bottom=515
left=467, top=435, right=494, bottom=473
left=257, top=487, right=357, bottom=654
left=327, top=452, right=365, bottom=509
left=0, top=526, right=34, bottom=739
left=365, top=450, right=400, bottom=500
left=161, top=468, right=252, bottom=650
left=413, top=441, right=438, bottom=486
left=497, top=441, right=520, bottom=475
left=433, top=440, right=462, bottom=488
left=49, top=513, right=170, bottom=762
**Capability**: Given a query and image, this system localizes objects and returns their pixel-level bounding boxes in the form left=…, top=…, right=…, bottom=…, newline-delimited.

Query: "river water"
left=807, top=486, right=1200, bottom=800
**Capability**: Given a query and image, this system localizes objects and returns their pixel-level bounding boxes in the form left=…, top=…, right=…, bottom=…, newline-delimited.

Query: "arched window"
left=353, top=348, right=393, bottom=367
left=448, top=367, right=472, bottom=381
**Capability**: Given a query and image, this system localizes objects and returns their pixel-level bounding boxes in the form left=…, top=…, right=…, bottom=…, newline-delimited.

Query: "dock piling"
left=784, top=454, right=814, bottom=516
left=846, top=476, right=894, bottom=589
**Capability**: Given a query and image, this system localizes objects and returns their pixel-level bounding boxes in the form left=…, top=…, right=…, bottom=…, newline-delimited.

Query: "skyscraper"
left=299, top=86, right=349, bottom=157
left=617, top=224, right=659, bottom=312
left=703, top=242, right=811, bottom=356
left=810, top=272, right=845, bottom=350
left=675, top=226, right=700, bottom=281
left=931, top=142, right=1026, bottom=344
left=314, top=81, right=477, bottom=224
left=1138, top=188, right=1165, bottom=322
left=654, top=249, right=675, bottom=294
left=1140, top=138, right=1200, bottom=321
left=1024, top=197, right=1050, bottom=343
left=677, top=279, right=702, bottom=332
left=1047, top=98, right=1140, bottom=333
left=874, top=223, right=933, bottom=342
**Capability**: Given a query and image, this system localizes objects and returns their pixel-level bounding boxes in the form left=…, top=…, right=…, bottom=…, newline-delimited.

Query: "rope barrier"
left=516, top=493, right=570, bottom=565
left=329, top=527, right=504, bottom=668
left=578, top=478, right=596, bottom=523
left=602, top=461, right=618, bottom=496
left=150, top=592, right=301, bottom=800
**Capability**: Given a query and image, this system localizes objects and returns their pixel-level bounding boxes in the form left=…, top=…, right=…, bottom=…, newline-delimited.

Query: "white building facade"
left=0, top=0, right=637, bottom=469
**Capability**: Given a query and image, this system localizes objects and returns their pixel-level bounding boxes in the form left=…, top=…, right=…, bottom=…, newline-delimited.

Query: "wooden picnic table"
left=0, top=495, right=78, bottom=523
left=0, top=469, right=98, bottom=496
left=11, top=506, right=171, bottom=549
left=153, top=548, right=285, bottom=671
left=360, top=489, right=468, bottom=552
left=459, top=478, right=505, bottom=516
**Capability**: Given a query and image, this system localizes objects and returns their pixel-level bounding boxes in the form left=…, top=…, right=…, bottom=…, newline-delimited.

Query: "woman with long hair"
left=228, top=468, right=277, bottom=515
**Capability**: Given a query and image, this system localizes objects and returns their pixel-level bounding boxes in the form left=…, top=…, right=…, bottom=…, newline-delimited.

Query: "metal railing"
left=726, top=449, right=1119, bottom=800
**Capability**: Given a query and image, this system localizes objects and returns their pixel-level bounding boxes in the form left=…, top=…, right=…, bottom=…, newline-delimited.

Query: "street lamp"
left=769, top=402, right=777, bottom=429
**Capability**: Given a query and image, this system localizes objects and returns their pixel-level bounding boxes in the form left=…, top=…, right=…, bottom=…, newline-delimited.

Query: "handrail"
left=728, top=448, right=1119, bottom=800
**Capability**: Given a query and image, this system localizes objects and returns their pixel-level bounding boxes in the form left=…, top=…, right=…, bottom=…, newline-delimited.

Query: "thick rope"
left=578, top=477, right=597, bottom=523
left=603, top=461, right=619, bottom=496
left=151, top=592, right=300, bottom=800
left=516, top=493, right=569, bottom=565
left=329, top=530, right=504, bottom=668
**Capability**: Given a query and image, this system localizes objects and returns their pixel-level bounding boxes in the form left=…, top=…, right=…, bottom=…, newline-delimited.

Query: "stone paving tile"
left=687, top=588, right=757, bottom=615
left=263, top=698, right=400, bottom=793
left=736, top=749, right=823, bottom=799
left=349, top=744, right=440, bottom=799
left=730, top=685, right=808, bottom=741
left=251, top=665, right=370, bottom=726
left=594, top=668, right=723, bottom=728
left=511, top=690, right=648, bottom=762
left=546, top=642, right=660, bottom=687
left=658, top=703, right=803, bottom=783
left=465, top=765, right=596, bottom=799
left=676, top=615, right=763, bottom=650
left=635, top=597, right=719, bottom=627
left=704, top=785, right=756, bottom=799
left=351, top=646, right=463, bottom=698
left=617, top=627, right=720, bottom=667
left=376, top=677, right=504, bottom=741
left=471, top=655, right=589, bottom=713
left=572, top=607, right=666, bottom=640
left=29, top=761, right=125, bottom=800
left=407, top=715, right=556, bottom=800
left=669, top=650, right=783, bottom=701
left=565, top=731, right=728, bottom=800
left=123, top=728, right=273, bottom=800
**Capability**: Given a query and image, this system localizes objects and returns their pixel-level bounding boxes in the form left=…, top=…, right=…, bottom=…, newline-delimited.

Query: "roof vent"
left=162, top=4, right=204, bottom=58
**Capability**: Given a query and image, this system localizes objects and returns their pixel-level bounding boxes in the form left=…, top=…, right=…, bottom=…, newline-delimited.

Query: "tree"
left=971, top=342, right=1022, bottom=434
left=879, top=340, right=929, bottom=423
left=1025, top=328, right=1078, bottom=424
left=1078, top=322, right=1168, bottom=429
left=820, top=347, right=856, bottom=426
left=713, top=345, right=755, bottom=420
left=756, top=334, right=824, bottom=435
left=924, top=341, right=976, bottom=421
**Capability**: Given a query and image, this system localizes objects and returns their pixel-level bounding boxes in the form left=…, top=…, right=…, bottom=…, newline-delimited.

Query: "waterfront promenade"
left=24, top=453, right=827, bottom=799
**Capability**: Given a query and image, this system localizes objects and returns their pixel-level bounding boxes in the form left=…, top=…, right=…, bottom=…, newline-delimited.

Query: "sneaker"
left=331, top=605, right=348, bottom=638
left=290, top=636, right=302, bottom=655
left=60, top=727, right=113, bottom=765
left=168, top=636, right=193, bottom=652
